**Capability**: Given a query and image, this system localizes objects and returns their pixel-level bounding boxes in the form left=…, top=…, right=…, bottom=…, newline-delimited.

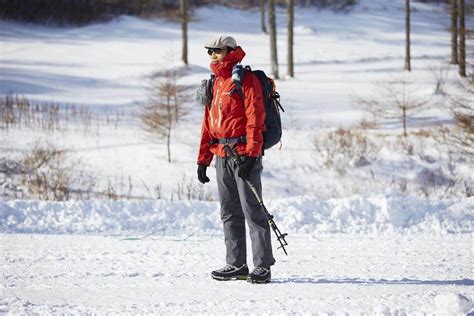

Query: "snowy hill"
left=1, top=0, right=473, bottom=314
left=1, top=0, right=472, bottom=201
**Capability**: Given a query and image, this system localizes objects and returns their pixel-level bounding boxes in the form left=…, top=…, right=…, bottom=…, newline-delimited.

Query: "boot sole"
left=247, top=277, right=271, bottom=284
left=211, top=275, right=248, bottom=281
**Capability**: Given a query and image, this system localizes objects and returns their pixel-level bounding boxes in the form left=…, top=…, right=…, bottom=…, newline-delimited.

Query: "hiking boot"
left=247, top=266, right=271, bottom=284
left=211, top=264, right=249, bottom=281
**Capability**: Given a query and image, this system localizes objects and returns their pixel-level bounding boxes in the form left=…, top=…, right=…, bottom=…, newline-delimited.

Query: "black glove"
left=237, top=156, right=257, bottom=181
left=197, top=164, right=210, bottom=184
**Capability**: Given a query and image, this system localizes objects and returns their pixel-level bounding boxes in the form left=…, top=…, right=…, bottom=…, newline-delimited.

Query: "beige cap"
left=204, top=35, right=237, bottom=49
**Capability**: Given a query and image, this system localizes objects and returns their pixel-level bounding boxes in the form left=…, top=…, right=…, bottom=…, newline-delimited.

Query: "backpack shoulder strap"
left=209, top=73, right=215, bottom=93
left=230, top=64, right=246, bottom=98
left=207, top=74, right=215, bottom=108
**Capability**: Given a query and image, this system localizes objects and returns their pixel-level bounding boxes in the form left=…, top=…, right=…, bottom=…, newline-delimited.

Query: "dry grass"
left=173, top=175, right=213, bottom=201
left=19, top=141, right=77, bottom=200
left=0, top=93, right=125, bottom=134
left=313, top=127, right=379, bottom=175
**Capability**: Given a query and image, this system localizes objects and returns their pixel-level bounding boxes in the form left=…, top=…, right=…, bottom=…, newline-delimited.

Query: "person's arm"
left=197, top=105, right=214, bottom=166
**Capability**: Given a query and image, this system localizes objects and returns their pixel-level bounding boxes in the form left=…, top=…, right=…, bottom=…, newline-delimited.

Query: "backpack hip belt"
left=208, top=136, right=247, bottom=146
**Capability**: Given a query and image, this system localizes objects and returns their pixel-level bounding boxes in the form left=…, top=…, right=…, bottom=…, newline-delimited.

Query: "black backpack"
left=201, top=65, right=284, bottom=150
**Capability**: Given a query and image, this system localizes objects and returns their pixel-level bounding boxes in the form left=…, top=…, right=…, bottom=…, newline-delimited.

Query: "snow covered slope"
left=1, top=0, right=471, bottom=200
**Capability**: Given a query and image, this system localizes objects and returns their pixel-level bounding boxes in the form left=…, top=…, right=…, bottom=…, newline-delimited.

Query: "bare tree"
left=430, top=64, right=449, bottom=95
left=180, top=0, right=188, bottom=66
left=404, top=0, right=411, bottom=72
left=441, top=80, right=474, bottom=157
left=287, top=0, right=294, bottom=78
left=269, top=0, right=279, bottom=79
left=470, top=29, right=474, bottom=83
left=451, top=0, right=459, bottom=64
left=459, top=0, right=466, bottom=77
left=450, top=84, right=473, bottom=153
left=260, top=0, right=267, bottom=33
left=140, top=69, right=188, bottom=163
left=468, top=1, right=474, bottom=82
left=356, top=78, right=429, bottom=137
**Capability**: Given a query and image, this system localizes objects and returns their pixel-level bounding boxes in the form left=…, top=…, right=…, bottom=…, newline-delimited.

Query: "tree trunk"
left=167, top=130, right=171, bottom=163
left=260, top=0, right=267, bottom=33
left=459, top=0, right=466, bottom=77
left=287, top=0, right=294, bottom=78
left=269, top=0, right=279, bottom=79
left=451, top=0, right=459, bottom=64
left=402, top=107, right=407, bottom=138
left=404, top=0, right=411, bottom=72
left=180, top=0, right=188, bottom=66
left=167, top=97, right=172, bottom=163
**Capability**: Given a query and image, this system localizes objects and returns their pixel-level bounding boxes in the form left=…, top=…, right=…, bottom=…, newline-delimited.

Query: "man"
left=197, top=35, right=275, bottom=284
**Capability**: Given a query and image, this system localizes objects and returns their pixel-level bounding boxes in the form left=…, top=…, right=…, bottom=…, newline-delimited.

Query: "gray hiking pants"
left=216, top=156, right=275, bottom=268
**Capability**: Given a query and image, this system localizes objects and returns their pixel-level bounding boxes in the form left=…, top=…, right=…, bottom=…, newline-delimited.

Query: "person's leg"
left=215, top=157, right=247, bottom=266
left=234, top=157, right=275, bottom=268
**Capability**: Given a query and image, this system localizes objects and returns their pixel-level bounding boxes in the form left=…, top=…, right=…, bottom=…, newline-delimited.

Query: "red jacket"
left=197, top=47, right=265, bottom=166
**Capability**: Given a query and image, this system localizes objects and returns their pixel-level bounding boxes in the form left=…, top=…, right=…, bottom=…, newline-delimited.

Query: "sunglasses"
left=207, top=48, right=226, bottom=56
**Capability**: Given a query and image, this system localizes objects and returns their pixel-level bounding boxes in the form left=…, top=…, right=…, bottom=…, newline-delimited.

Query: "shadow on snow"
left=273, top=277, right=474, bottom=286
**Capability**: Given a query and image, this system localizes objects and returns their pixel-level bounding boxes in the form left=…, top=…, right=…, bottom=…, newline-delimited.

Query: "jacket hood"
left=210, top=46, right=246, bottom=78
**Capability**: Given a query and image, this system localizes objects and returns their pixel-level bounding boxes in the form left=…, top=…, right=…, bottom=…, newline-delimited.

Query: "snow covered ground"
left=1, top=234, right=472, bottom=314
left=1, top=195, right=473, bottom=313
left=1, top=0, right=473, bottom=313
